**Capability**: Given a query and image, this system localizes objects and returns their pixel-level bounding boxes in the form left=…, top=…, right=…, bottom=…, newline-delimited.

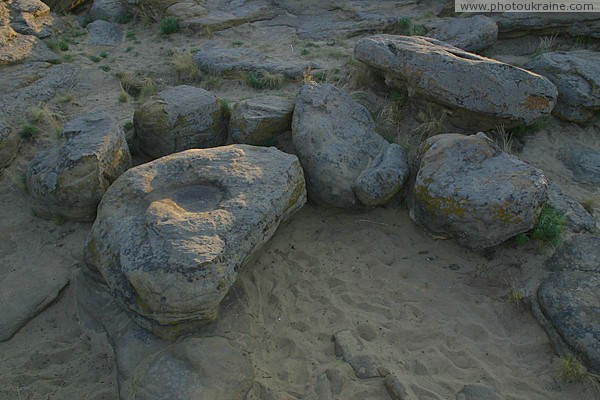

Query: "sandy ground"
left=1, top=5, right=599, bottom=400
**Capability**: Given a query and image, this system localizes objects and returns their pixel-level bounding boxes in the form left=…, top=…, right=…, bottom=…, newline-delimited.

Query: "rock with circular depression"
left=85, top=145, right=307, bottom=338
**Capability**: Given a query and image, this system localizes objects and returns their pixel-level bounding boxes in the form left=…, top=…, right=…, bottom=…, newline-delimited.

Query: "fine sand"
left=1, top=5, right=599, bottom=400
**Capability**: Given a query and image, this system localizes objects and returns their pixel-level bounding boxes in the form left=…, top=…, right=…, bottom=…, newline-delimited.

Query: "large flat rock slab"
left=75, top=270, right=254, bottom=399
left=492, top=13, right=600, bottom=38
left=354, top=35, right=558, bottom=131
left=0, top=264, right=69, bottom=342
left=85, top=145, right=306, bottom=338
left=193, top=46, right=317, bottom=79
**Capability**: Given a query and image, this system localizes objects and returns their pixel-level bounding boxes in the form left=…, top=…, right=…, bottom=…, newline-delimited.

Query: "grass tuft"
left=508, top=289, right=524, bottom=306
left=390, top=18, right=428, bottom=36
left=171, top=51, right=200, bottom=82
left=159, top=16, right=180, bottom=35
left=245, top=70, right=285, bottom=90
left=220, top=98, right=231, bottom=118
left=415, top=105, right=446, bottom=140
left=530, top=205, right=564, bottom=246
left=19, top=123, right=40, bottom=140
left=559, top=356, right=588, bottom=383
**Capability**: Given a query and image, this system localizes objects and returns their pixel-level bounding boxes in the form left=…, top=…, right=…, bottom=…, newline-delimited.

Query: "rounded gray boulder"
left=134, top=85, right=227, bottom=159
left=26, top=111, right=132, bottom=222
left=409, top=133, right=548, bottom=250
left=526, top=51, right=600, bottom=123
left=230, top=95, right=294, bottom=145
left=292, top=82, right=408, bottom=210
left=431, top=15, right=498, bottom=52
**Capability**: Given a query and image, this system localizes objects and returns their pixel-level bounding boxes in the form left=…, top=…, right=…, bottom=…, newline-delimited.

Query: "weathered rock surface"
left=87, top=20, right=124, bottom=46
left=526, top=51, right=600, bottom=123
left=546, top=183, right=597, bottom=233
left=0, top=63, right=81, bottom=114
left=76, top=270, right=255, bottom=399
left=230, top=95, right=294, bottom=145
left=134, top=85, right=227, bottom=159
left=559, top=144, right=600, bottom=185
left=430, top=15, right=498, bottom=52
left=0, top=121, right=19, bottom=170
left=169, top=0, right=276, bottom=32
left=89, top=0, right=129, bottom=22
left=492, top=13, right=600, bottom=39
left=456, top=385, right=501, bottom=400
left=193, top=46, right=317, bottom=79
left=292, top=83, right=409, bottom=209
left=0, top=264, right=69, bottom=342
left=409, top=133, right=547, bottom=250
left=535, top=235, right=600, bottom=374
left=353, top=144, right=409, bottom=207
left=383, top=374, right=410, bottom=400
left=332, top=330, right=382, bottom=379
left=0, top=2, right=57, bottom=64
left=84, top=145, right=306, bottom=338
left=354, top=35, right=558, bottom=130
left=7, top=0, right=54, bottom=38
left=26, top=111, right=131, bottom=222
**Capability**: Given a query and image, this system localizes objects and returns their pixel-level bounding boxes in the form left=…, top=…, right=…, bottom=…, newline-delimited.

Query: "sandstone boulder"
left=134, top=85, right=227, bottom=159
left=84, top=145, right=306, bottom=338
left=193, top=46, right=317, bottom=79
left=546, top=183, right=597, bottom=233
left=87, top=20, right=124, bottom=46
left=409, top=133, right=547, bottom=250
left=89, top=0, right=129, bottom=22
left=535, top=235, right=600, bottom=374
left=26, top=111, right=131, bottom=222
left=0, top=2, right=57, bottom=64
left=526, top=51, right=600, bottom=123
left=559, top=144, right=600, bottom=185
left=0, top=121, right=19, bottom=170
left=493, top=13, right=600, bottom=39
left=292, top=83, right=409, bottom=209
left=354, top=35, right=558, bottom=131
left=230, top=95, right=294, bottom=145
left=170, top=0, right=276, bottom=32
left=430, top=15, right=498, bottom=52
left=8, top=0, right=54, bottom=38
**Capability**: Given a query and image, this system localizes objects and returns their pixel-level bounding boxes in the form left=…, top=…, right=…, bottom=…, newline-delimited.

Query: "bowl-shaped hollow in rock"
left=85, top=145, right=307, bottom=338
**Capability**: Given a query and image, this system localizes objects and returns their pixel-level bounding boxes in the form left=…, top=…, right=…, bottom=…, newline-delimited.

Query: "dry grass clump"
left=375, top=90, right=408, bottom=141
left=115, top=71, right=159, bottom=101
left=581, top=198, right=596, bottom=215
left=340, top=60, right=378, bottom=89
left=491, top=124, right=513, bottom=154
left=245, top=70, right=285, bottom=90
left=20, top=104, right=64, bottom=140
left=531, top=33, right=559, bottom=57
left=415, top=104, right=447, bottom=140
left=171, top=51, right=200, bottom=82
left=558, top=354, right=600, bottom=394
left=126, top=0, right=178, bottom=23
